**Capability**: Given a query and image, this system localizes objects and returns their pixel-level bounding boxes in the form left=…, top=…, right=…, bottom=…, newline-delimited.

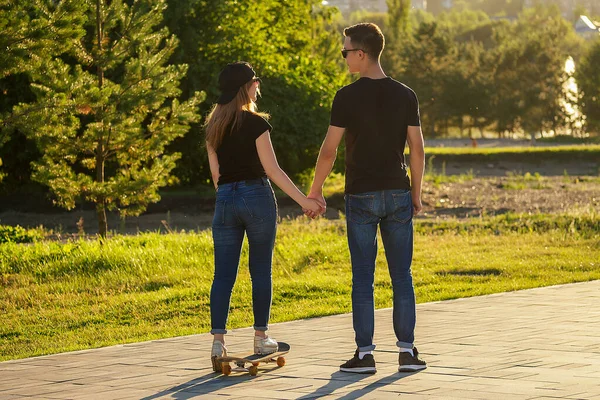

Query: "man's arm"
left=407, top=125, right=425, bottom=215
left=307, top=125, right=345, bottom=213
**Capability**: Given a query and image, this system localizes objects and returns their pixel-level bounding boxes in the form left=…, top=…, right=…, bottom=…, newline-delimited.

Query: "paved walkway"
left=2, top=281, right=600, bottom=399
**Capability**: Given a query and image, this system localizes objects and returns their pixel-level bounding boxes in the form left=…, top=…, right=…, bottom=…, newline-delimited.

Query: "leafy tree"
left=14, top=0, right=203, bottom=237
left=387, top=0, right=411, bottom=37
left=437, top=8, right=490, bottom=34
left=348, top=9, right=387, bottom=29
left=394, top=21, right=461, bottom=136
left=577, top=39, right=600, bottom=134
left=489, top=6, right=582, bottom=138
left=164, top=0, right=347, bottom=185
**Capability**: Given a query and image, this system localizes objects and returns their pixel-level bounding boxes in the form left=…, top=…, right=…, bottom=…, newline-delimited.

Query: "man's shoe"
left=211, top=341, right=227, bottom=372
left=340, top=349, right=377, bottom=374
left=398, top=346, right=427, bottom=372
left=254, top=335, right=278, bottom=355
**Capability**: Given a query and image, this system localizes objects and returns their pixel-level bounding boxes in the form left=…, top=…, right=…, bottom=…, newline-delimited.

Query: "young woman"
left=204, top=62, right=322, bottom=372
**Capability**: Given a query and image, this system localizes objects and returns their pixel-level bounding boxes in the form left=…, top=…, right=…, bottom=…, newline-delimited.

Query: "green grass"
left=1, top=213, right=599, bottom=361
left=424, top=144, right=600, bottom=155
left=425, top=156, right=475, bottom=187
left=0, top=225, right=44, bottom=244
left=537, top=135, right=600, bottom=145
left=419, top=145, right=600, bottom=166
left=502, top=171, right=549, bottom=190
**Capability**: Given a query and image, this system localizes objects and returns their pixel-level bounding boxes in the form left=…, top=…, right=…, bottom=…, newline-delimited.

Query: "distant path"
left=426, top=138, right=590, bottom=148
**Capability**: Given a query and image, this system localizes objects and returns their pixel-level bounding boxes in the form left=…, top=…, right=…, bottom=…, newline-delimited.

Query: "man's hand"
left=412, top=193, right=423, bottom=216
left=304, top=191, right=326, bottom=218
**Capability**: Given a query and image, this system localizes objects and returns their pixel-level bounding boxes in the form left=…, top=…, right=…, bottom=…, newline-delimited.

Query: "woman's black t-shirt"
left=216, top=111, right=272, bottom=185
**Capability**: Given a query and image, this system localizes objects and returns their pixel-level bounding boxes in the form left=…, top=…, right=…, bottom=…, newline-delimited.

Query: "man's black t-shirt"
left=216, top=111, right=272, bottom=185
left=330, top=77, right=420, bottom=194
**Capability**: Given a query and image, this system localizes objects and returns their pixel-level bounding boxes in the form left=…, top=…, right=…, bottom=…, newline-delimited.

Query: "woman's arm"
left=206, top=142, right=220, bottom=190
left=255, top=131, right=322, bottom=213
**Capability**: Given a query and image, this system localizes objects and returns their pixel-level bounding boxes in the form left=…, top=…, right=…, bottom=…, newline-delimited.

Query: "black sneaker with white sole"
left=339, top=349, right=377, bottom=374
left=398, top=346, right=427, bottom=372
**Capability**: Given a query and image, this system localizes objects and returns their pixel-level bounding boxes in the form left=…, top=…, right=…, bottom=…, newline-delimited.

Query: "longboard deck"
left=216, top=342, right=290, bottom=376
left=218, top=342, right=290, bottom=364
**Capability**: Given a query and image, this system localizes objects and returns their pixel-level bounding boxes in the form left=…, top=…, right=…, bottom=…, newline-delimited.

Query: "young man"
left=307, top=23, right=427, bottom=374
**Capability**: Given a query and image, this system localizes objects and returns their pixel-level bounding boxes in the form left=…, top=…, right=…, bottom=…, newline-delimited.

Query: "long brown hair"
left=204, top=81, right=269, bottom=150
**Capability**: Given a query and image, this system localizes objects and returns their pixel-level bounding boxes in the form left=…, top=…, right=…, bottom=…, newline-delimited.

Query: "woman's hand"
left=302, top=198, right=324, bottom=218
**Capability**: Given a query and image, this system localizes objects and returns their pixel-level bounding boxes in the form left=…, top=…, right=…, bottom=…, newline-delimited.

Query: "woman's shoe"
left=254, top=335, right=278, bottom=355
left=211, top=341, right=227, bottom=372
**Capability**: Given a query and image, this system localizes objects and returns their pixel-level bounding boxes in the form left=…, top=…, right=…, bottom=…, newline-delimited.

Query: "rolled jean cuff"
left=396, top=341, right=413, bottom=349
left=211, top=329, right=227, bottom=335
left=253, top=326, right=268, bottom=332
left=358, top=344, right=376, bottom=352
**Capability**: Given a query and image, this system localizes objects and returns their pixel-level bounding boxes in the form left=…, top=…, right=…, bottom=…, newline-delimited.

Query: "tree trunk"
left=96, top=199, right=108, bottom=238
left=95, top=0, right=108, bottom=238
left=429, top=114, right=436, bottom=138
left=96, top=145, right=107, bottom=237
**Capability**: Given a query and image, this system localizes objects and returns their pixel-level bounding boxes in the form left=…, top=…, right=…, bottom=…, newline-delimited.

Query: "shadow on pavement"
left=298, top=370, right=418, bottom=399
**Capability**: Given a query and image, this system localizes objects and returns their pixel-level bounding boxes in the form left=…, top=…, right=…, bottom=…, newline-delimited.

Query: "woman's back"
left=216, top=111, right=272, bottom=185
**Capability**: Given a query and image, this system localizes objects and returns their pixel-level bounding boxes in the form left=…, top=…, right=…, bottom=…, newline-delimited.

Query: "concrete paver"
left=1, top=280, right=599, bottom=399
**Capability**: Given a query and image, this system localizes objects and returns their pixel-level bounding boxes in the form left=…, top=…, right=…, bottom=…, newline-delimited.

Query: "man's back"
left=330, top=77, right=420, bottom=194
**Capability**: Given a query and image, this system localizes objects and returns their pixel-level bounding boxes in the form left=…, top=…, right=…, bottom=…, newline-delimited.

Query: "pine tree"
left=0, top=0, right=84, bottom=78
left=14, top=0, right=203, bottom=237
left=0, top=0, right=85, bottom=182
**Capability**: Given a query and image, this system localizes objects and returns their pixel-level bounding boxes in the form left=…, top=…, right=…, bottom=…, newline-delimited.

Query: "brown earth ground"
left=1, top=174, right=597, bottom=237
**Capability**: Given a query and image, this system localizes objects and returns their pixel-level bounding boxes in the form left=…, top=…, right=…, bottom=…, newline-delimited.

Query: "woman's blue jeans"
left=345, top=189, right=416, bottom=351
left=210, top=177, right=277, bottom=334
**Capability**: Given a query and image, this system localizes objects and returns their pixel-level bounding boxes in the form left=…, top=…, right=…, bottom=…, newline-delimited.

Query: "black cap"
left=217, top=62, right=257, bottom=105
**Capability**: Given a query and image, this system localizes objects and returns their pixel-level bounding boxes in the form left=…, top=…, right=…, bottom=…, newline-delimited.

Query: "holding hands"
left=302, top=191, right=327, bottom=219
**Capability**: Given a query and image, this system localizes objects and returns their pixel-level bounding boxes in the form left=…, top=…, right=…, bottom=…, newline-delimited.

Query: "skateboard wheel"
left=249, top=365, right=258, bottom=376
left=222, top=363, right=232, bottom=376
left=276, top=357, right=286, bottom=367
left=252, top=362, right=260, bottom=367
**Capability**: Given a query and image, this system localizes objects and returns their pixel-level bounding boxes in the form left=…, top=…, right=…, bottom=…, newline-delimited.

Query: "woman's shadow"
left=298, top=370, right=415, bottom=399
left=139, top=366, right=283, bottom=399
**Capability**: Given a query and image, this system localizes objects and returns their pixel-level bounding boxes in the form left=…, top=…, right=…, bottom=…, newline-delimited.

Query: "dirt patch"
left=419, top=176, right=599, bottom=219
left=2, top=176, right=598, bottom=236
left=437, top=160, right=599, bottom=177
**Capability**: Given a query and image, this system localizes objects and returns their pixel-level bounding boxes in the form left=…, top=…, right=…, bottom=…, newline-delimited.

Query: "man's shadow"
left=298, top=370, right=416, bottom=400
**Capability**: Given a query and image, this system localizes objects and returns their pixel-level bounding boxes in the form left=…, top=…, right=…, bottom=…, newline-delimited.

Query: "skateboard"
left=216, top=342, right=290, bottom=376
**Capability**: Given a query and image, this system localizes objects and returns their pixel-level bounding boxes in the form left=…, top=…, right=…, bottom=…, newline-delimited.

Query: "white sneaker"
left=211, top=341, right=227, bottom=372
left=254, top=335, right=278, bottom=355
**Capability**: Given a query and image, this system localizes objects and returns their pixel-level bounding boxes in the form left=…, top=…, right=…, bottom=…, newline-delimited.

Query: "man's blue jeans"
left=345, top=189, right=416, bottom=351
left=210, top=177, right=277, bottom=334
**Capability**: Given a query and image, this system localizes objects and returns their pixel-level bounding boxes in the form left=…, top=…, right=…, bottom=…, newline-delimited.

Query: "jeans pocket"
left=347, top=194, right=377, bottom=225
left=213, top=199, right=226, bottom=226
left=391, top=192, right=412, bottom=223
left=242, top=193, right=275, bottom=223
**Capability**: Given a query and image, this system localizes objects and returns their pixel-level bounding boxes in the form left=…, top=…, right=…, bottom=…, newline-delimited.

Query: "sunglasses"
left=341, top=48, right=365, bottom=58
